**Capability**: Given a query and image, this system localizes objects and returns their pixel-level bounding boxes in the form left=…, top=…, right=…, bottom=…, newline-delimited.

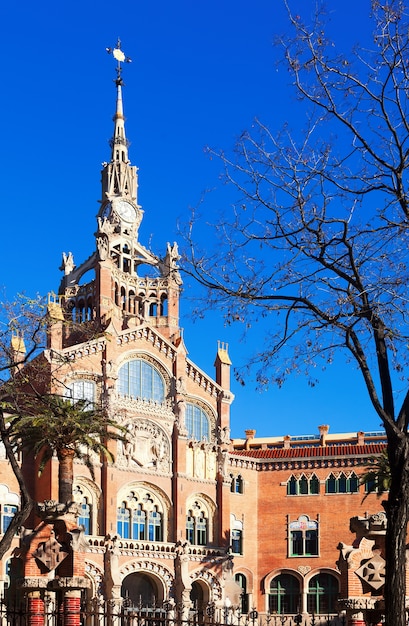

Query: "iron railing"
left=0, top=599, right=352, bottom=626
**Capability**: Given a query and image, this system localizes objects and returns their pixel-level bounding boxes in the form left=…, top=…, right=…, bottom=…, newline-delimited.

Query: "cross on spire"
left=106, top=38, right=132, bottom=84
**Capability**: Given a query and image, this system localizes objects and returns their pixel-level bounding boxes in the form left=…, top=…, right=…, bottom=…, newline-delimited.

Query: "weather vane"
left=106, top=38, right=132, bottom=84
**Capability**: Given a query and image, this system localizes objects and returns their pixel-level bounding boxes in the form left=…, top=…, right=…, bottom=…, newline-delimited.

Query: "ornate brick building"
left=0, top=45, right=391, bottom=624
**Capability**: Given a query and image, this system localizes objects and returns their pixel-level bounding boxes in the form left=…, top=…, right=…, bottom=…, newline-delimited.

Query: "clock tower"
left=58, top=43, right=181, bottom=342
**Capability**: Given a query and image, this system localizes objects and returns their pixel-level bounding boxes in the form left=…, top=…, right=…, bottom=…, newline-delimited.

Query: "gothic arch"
left=116, top=481, right=172, bottom=542
left=233, top=567, right=255, bottom=594
left=304, top=567, right=341, bottom=588
left=73, top=476, right=102, bottom=535
left=0, top=485, right=19, bottom=507
left=186, top=493, right=217, bottom=544
left=84, top=560, right=104, bottom=598
left=114, top=350, right=172, bottom=390
left=263, top=568, right=303, bottom=594
left=190, top=567, right=223, bottom=602
left=117, top=481, right=171, bottom=510
left=119, top=560, right=175, bottom=602
left=184, top=396, right=217, bottom=443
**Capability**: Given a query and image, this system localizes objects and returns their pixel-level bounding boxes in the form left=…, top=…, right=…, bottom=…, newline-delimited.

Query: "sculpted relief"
left=186, top=445, right=217, bottom=480
left=117, top=419, right=171, bottom=473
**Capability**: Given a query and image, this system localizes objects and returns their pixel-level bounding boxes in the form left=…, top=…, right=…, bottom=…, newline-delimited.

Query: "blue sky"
left=0, top=0, right=383, bottom=438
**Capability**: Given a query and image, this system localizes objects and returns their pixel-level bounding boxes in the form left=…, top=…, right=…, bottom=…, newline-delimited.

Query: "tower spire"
left=101, top=40, right=138, bottom=203
left=106, top=39, right=132, bottom=166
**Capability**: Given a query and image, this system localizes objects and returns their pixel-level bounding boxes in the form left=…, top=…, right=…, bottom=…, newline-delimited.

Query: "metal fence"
left=0, top=599, right=352, bottom=626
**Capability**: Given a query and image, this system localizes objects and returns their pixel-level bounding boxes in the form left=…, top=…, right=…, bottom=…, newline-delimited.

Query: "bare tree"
left=183, top=2, right=409, bottom=624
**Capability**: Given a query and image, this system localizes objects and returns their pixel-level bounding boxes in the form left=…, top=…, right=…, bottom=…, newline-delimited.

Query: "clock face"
left=115, top=199, right=136, bottom=222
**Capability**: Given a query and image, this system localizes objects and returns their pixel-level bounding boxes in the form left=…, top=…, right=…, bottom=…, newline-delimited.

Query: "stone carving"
left=194, top=447, right=205, bottom=478
left=218, top=449, right=230, bottom=479
left=159, top=242, right=182, bottom=284
left=207, top=450, right=216, bottom=479
left=104, top=534, right=122, bottom=598
left=175, top=376, right=187, bottom=395
left=118, top=419, right=170, bottom=472
left=355, top=554, right=386, bottom=590
left=96, top=235, right=109, bottom=261
left=60, top=252, right=75, bottom=275
left=340, top=597, right=379, bottom=610
left=49, top=576, right=91, bottom=589
left=297, top=565, right=311, bottom=575
left=350, top=511, right=387, bottom=536
left=19, top=578, right=49, bottom=589
left=97, top=216, right=115, bottom=235
left=34, top=535, right=69, bottom=571
left=218, top=426, right=231, bottom=445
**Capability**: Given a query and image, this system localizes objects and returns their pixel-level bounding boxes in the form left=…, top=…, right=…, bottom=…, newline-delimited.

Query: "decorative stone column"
left=174, top=542, right=193, bottom=619
left=103, top=535, right=123, bottom=626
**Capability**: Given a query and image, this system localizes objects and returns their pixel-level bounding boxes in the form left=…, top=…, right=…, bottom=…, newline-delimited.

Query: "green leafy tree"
left=8, top=395, right=126, bottom=506
left=183, top=2, right=409, bottom=624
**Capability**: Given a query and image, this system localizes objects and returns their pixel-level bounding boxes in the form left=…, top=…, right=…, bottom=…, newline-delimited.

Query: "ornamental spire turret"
left=101, top=40, right=139, bottom=206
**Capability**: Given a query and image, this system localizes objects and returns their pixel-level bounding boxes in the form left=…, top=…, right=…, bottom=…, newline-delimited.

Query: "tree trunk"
left=384, top=437, right=409, bottom=626
left=57, top=448, right=75, bottom=505
left=0, top=411, right=33, bottom=558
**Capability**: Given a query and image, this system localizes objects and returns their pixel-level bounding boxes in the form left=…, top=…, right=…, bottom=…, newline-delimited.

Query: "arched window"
left=287, top=476, right=297, bottom=495
left=66, top=380, right=95, bottom=407
left=230, top=474, right=244, bottom=494
left=149, top=303, right=157, bottom=316
left=132, top=505, right=146, bottom=540
left=117, top=489, right=164, bottom=542
left=231, top=515, right=243, bottom=555
left=160, top=294, right=168, bottom=316
left=289, top=515, right=319, bottom=556
left=235, top=574, right=249, bottom=613
left=129, top=290, right=136, bottom=314
left=185, top=404, right=210, bottom=441
left=117, top=503, right=130, bottom=538
left=73, top=482, right=97, bottom=536
left=78, top=497, right=92, bottom=535
left=118, top=359, right=165, bottom=402
left=269, top=574, right=300, bottom=614
left=1, top=505, right=17, bottom=534
left=148, top=507, right=162, bottom=541
left=287, top=474, right=320, bottom=495
left=307, top=573, right=338, bottom=614
left=186, top=504, right=208, bottom=546
left=325, top=472, right=359, bottom=494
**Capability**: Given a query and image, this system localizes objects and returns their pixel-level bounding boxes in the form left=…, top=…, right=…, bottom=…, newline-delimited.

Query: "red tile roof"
left=232, top=443, right=387, bottom=460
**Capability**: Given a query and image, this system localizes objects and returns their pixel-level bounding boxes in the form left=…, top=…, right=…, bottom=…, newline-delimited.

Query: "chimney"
left=318, top=424, right=329, bottom=447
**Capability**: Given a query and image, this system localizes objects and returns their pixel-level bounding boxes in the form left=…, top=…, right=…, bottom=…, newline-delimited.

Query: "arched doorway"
left=121, top=573, right=161, bottom=607
left=190, top=580, right=210, bottom=620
